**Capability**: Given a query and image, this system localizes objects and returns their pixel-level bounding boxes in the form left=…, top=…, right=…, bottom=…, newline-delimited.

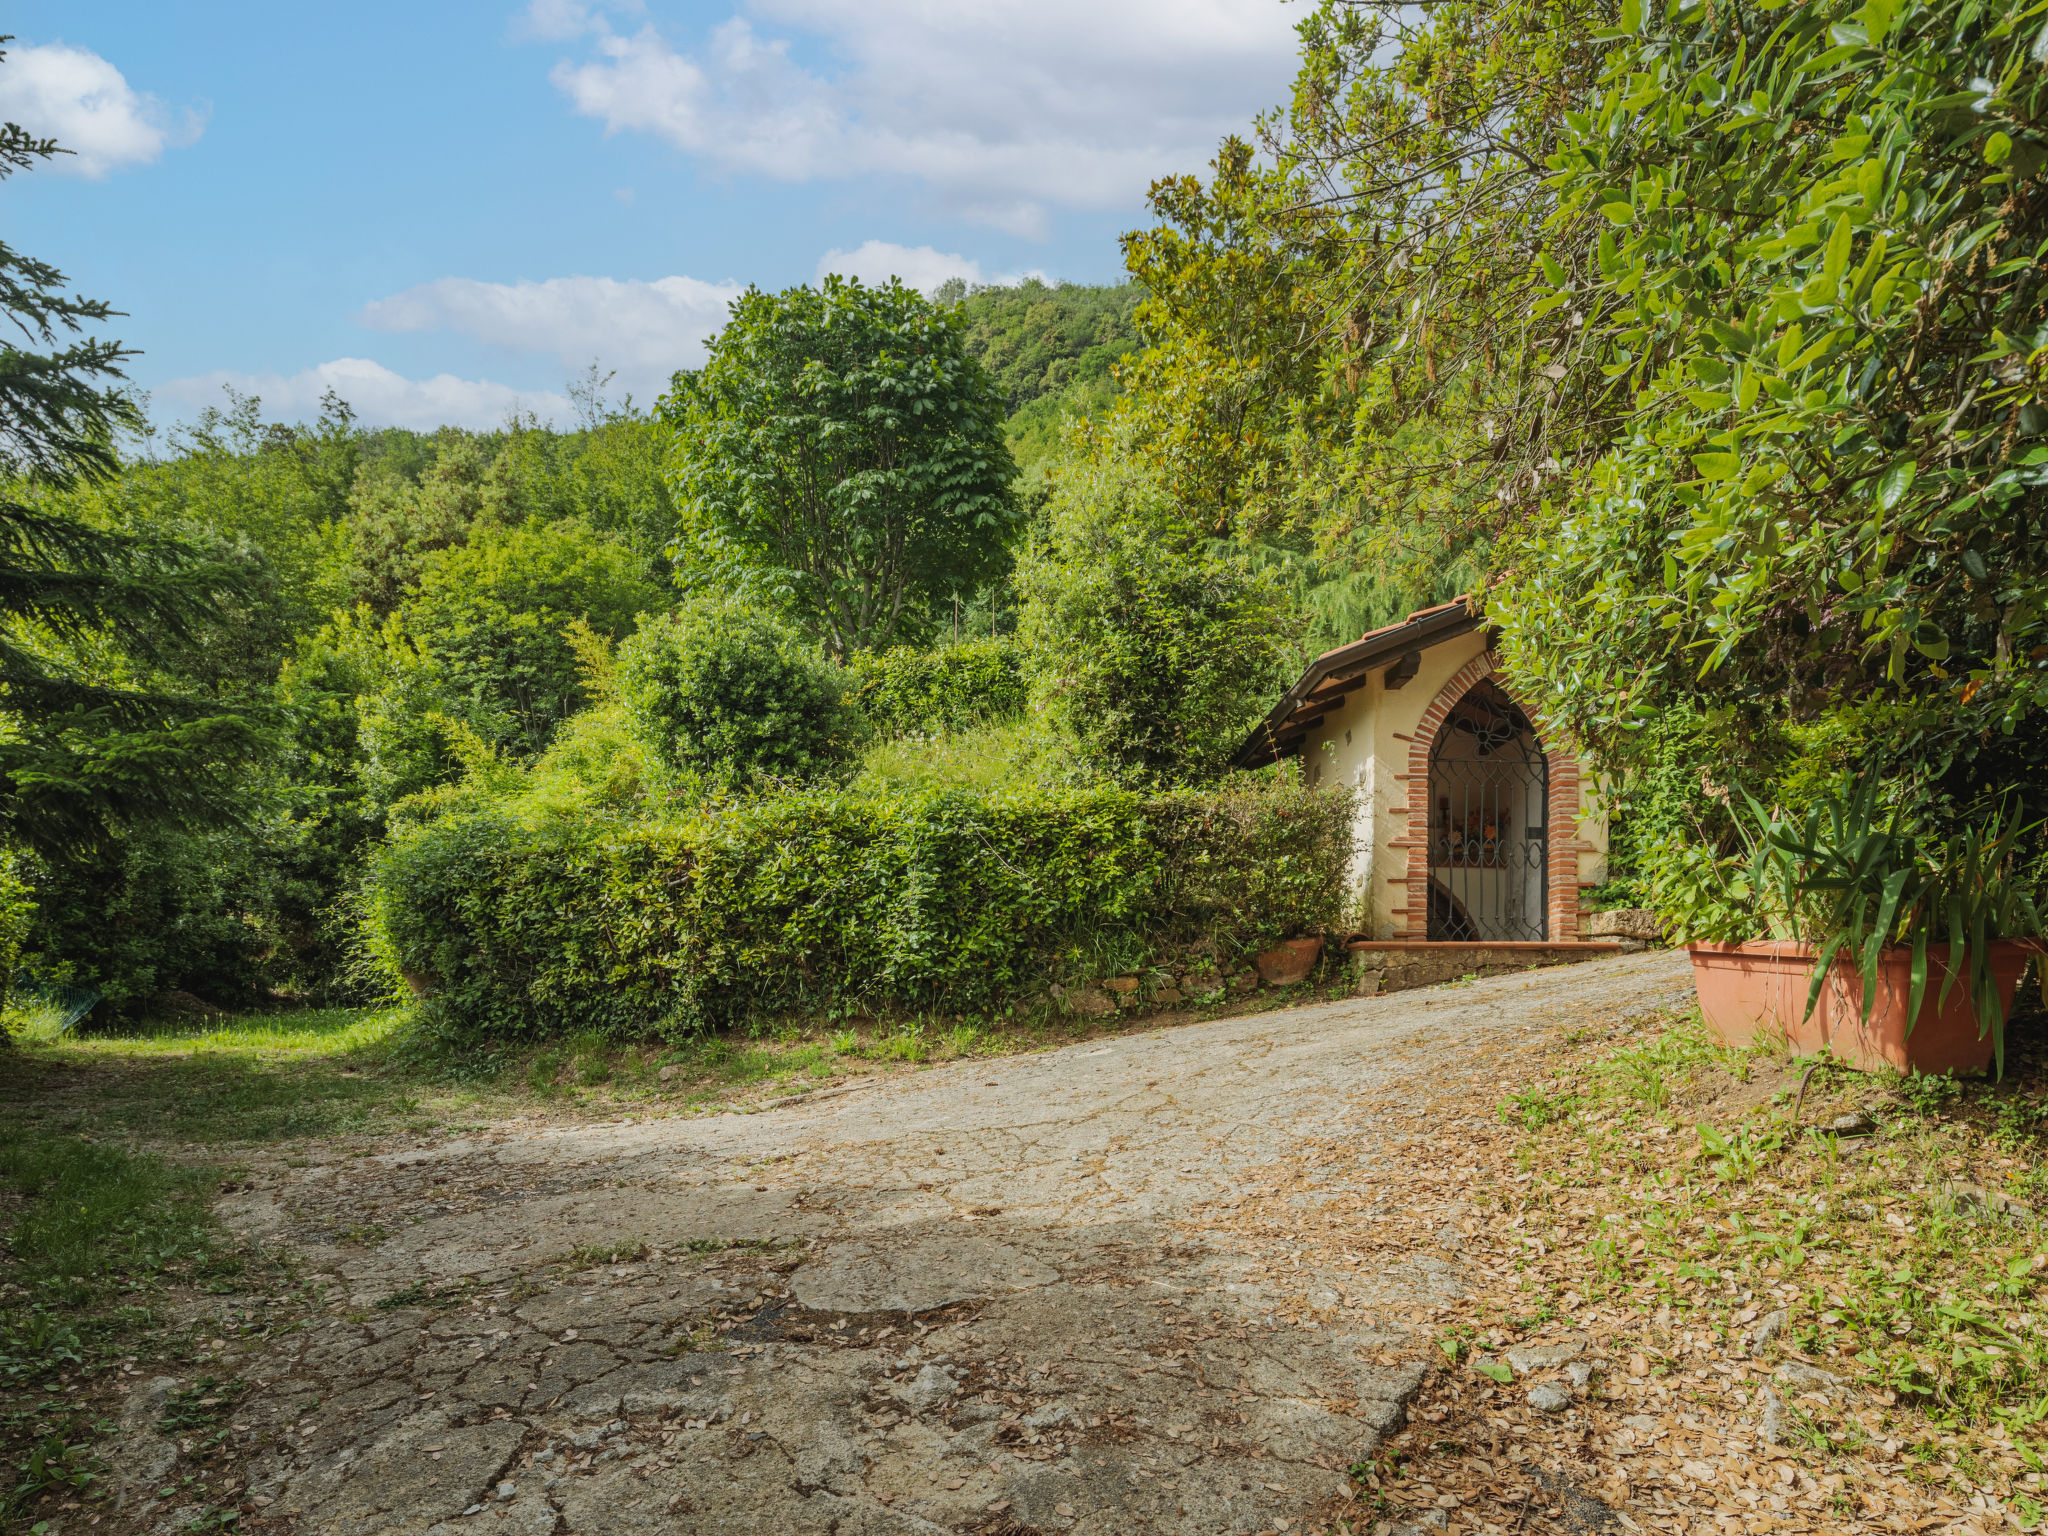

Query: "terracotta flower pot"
left=1253, top=935, right=1324, bottom=987
left=1687, top=938, right=2039, bottom=1074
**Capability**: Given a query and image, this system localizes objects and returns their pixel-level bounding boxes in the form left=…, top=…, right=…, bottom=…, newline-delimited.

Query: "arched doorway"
left=1426, top=679, right=1548, bottom=941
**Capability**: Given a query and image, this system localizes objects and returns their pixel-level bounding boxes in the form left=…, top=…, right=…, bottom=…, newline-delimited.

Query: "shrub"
left=617, top=598, right=863, bottom=789
left=1017, top=453, right=1289, bottom=786
left=367, top=779, right=1352, bottom=1040
left=847, top=638, right=1026, bottom=738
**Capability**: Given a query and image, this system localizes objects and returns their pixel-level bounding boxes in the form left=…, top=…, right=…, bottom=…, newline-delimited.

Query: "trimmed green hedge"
left=847, top=639, right=1026, bottom=738
left=369, top=780, right=1351, bottom=1039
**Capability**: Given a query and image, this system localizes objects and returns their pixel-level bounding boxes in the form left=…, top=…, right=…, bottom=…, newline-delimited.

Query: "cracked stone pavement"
left=118, top=949, right=1694, bottom=1536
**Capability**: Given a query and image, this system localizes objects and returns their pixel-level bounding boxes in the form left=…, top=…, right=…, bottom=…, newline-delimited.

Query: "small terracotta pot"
left=1687, top=938, right=2039, bottom=1073
left=1253, top=935, right=1325, bottom=987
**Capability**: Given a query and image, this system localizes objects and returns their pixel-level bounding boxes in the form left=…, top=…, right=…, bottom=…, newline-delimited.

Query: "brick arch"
left=1400, top=650, right=1585, bottom=941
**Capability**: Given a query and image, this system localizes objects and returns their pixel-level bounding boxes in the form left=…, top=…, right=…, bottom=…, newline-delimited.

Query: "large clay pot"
left=1253, top=935, right=1325, bottom=987
left=1687, top=938, right=2038, bottom=1074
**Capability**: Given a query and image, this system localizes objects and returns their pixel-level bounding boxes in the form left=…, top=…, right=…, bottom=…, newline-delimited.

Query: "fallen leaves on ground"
left=1184, top=980, right=2048, bottom=1535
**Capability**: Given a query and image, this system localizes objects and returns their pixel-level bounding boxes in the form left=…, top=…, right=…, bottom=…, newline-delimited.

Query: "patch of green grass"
left=851, top=720, right=1053, bottom=796
left=1501, top=1004, right=2048, bottom=1457
left=15, top=1007, right=415, bottom=1145
left=873, top=1029, right=928, bottom=1064
left=0, top=1121, right=229, bottom=1309
left=1496, top=1085, right=1573, bottom=1130
left=0, top=1096, right=255, bottom=1523
left=1892, top=1069, right=1965, bottom=1117
left=567, top=1030, right=614, bottom=1087
left=373, top=1278, right=481, bottom=1311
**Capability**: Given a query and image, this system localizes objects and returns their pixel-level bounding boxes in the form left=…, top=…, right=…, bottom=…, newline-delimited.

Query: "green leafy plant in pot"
left=1672, top=774, right=2043, bottom=1076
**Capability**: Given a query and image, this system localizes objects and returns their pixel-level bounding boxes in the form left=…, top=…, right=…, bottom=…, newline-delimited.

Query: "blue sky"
left=1, top=1, right=1303, bottom=429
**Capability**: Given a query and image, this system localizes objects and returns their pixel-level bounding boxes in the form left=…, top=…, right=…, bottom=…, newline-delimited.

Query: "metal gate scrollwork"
left=1426, top=680, right=1548, bottom=941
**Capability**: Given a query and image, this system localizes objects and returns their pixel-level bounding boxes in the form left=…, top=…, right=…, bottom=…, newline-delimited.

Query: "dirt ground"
left=97, top=951, right=1710, bottom=1535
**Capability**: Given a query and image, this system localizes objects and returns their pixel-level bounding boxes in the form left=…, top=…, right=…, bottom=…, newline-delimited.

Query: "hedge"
left=368, top=779, right=1351, bottom=1039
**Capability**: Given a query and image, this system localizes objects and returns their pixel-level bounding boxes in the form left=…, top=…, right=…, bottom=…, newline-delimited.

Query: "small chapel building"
left=1231, top=598, right=1610, bottom=948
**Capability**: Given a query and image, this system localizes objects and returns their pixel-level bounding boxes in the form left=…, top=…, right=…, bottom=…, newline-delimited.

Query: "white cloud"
left=359, top=273, right=742, bottom=397
left=158, top=360, right=572, bottom=432
left=814, top=241, right=1042, bottom=295
left=0, top=41, right=204, bottom=177
left=533, top=1, right=1298, bottom=236
left=512, top=0, right=643, bottom=43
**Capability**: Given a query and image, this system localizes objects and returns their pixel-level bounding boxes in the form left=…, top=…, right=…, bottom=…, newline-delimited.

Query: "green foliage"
left=1018, top=451, right=1291, bottom=785
left=367, top=779, right=1352, bottom=1040
left=1747, top=778, right=2043, bottom=1072
left=1494, top=0, right=2048, bottom=833
left=0, top=90, right=273, bottom=870
left=0, top=852, right=31, bottom=991
left=20, top=821, right=292, bottom=1012
left=0, top=1118, right=226, bottom=1309
left=403, top=517, right=662, bottom=758
left=342, top=412, right=673, bottom=614
left=846, top=638, right=1025, bottom=739
left=617, top=598, right=862, bottom=790
left=665, top=277, right=1020, bottom=658
left=1586, top=702, right=1735, bottom=906
left=1091, top=0, right=1607, bottom=577
left=51, top=390, right=357, bottom=686
left=942, top=279, right=1143, bottom=472
left=853, top=720, right=1053, bottom=798
left=946, top=280, right=1143, bottom=414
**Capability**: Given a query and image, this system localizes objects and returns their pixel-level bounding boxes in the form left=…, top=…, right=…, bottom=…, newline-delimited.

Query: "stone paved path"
left=125, top=949, right=1694, bottom=1536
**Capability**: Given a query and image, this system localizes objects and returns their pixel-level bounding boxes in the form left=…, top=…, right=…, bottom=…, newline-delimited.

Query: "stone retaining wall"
left=1346, top=941, right=1628, bottom=996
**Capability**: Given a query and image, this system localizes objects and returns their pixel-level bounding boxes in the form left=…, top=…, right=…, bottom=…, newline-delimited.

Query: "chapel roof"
left=1229, top=596, right=1484, bottom=769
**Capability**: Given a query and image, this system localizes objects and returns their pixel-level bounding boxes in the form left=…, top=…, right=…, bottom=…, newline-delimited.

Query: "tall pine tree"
left=0, top=54, right=263, bottom=860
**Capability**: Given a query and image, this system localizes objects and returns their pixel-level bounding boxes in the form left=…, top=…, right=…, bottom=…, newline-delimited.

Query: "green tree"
left=1017, top=450, right=1290, bottom=786
left=664, top=277, right=1020, bottom=659
left=0, top=83, right=263, bottom=861
left=1086, top=0, right=1610, bottom=606
left=402, top=518, right=663, bottom=759
left=618, top=597, right=862, bottom=790
left=940, top=279, right=1144, bottom=473
left=1492, top=0, right=2048, bottom=829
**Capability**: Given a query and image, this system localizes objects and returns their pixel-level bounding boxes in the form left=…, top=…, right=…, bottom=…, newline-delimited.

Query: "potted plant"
left=1252, top=935, right=1325, bottom=987
left=1659, top=776, right=2043, bottom=1076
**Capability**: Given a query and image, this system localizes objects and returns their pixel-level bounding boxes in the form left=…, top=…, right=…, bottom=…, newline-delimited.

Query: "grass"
left=0, top=1005, right=435, bottom=1526
left=0, top=1091, right=258, bottom=1525
left=20, top=1006, right=419, bottom=1146
left=850, top=719, right=1058, bottom=796
left=1246, top=994, right=2048, bottom=1535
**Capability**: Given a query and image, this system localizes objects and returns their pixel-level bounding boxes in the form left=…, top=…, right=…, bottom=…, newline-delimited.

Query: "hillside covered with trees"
left=4, top=0, right=2045, bottom=1046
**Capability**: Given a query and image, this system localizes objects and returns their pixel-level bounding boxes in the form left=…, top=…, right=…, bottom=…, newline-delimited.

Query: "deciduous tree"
left=664, top=278, right=1019, bottom=659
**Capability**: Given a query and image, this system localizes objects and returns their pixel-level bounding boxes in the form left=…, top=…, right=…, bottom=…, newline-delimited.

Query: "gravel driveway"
left=120, top=948, right=1694, bottom=1536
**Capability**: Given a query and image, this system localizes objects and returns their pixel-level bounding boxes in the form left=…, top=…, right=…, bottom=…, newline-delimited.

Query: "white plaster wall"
left=1293, top=673, right=1377, bottom=926
left=1577, top=776, right=1612, bottom=893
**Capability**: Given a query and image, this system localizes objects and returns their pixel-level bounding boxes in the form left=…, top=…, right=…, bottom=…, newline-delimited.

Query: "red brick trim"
left=1397, top=650, right=1584, bottom=940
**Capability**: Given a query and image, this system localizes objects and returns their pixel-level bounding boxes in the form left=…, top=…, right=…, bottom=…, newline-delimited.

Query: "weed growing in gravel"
left=1497, top=1085, right=1573, bottom=1130
left=1489, top=1006, right=2048, bottom=1497
left=565, top=1239, right=651, bottom=1268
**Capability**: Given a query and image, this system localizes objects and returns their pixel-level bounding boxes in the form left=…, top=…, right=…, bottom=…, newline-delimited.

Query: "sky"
left=1, top=1, right=1304, bottom=431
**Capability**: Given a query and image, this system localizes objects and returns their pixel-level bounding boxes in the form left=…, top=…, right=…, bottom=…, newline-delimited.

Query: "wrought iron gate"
left=1426, top=682, right=1548, bottom=941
